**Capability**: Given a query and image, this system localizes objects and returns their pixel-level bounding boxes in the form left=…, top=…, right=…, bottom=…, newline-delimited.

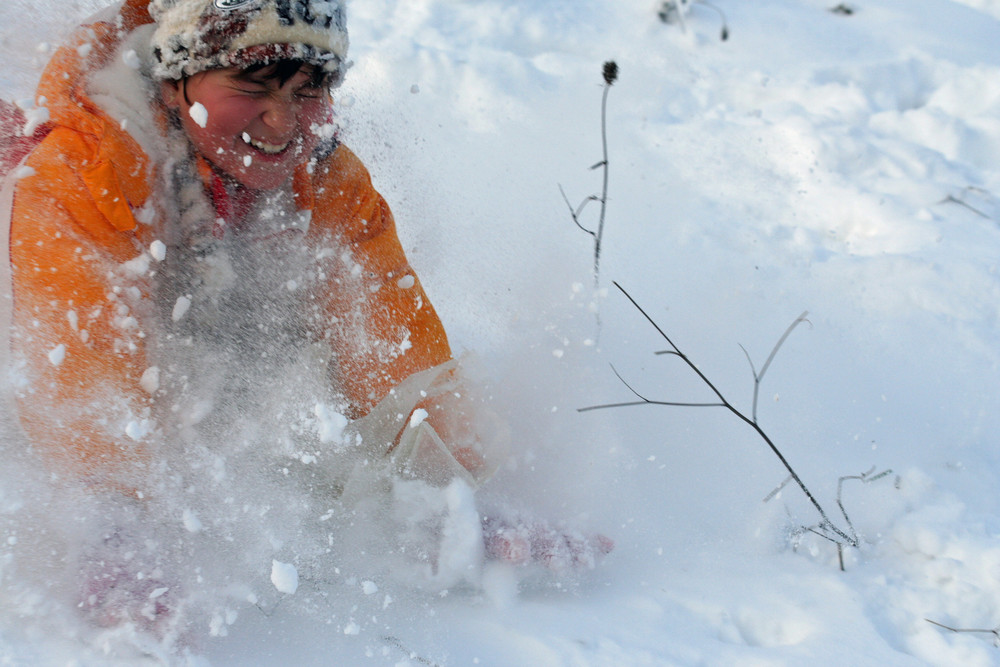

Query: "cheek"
left=213, top=105, right=258, bottom=136
left=299, top=101, right=332, bottom=135
left=194, top=99, right=258, bottom=139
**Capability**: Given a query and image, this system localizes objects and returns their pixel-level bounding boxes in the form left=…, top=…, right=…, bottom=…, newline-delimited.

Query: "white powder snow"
left=139, top=366, right=159, bottom=394
left=20, top=104, right=48, bottom=136
left=171, top=295, right=191, bottom=322
left=124, top=419, right=153, bottom=441
left=313, top=403, right=348, bottom=443
left=270, top=560, right=298, bottom=595
left=182, top=509, right=203, bottom=533
left=121, top=49, right=140, bottom=70
left=49, top=343, right=66, bottom=366
left=149, top=240, right=166, bottom=261
left=188, top=101, right=208, bottom=128
left=407, top=408, right=428, bottom=428
left=121, top=252, right=151, bottom=276
left=46, top=344, right=65, bottom=366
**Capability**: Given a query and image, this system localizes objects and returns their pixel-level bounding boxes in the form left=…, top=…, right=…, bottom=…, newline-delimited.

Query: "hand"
left=77, top=529, right=176, bottom=637
left=482, top=515, right=614, bottom=573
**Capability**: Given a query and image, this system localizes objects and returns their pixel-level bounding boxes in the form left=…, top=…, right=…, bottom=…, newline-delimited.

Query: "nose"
left=260, top=97, right=297, bottom=136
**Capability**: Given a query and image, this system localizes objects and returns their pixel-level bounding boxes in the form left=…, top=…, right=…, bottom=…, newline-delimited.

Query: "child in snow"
left=2, top=0, right=610, bottom=640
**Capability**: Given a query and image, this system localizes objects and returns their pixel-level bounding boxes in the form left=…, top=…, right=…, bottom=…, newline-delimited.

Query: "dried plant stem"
left=925, top=619, right=1000, bottom=646
left=593, top=81, right=611, bottom=287
left=581, top=282, right=859, bottom=550
left=560, top=62, right=616, bottom=291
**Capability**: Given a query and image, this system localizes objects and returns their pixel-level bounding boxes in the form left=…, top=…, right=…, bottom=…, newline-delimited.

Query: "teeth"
left=241, top=133, right=289, bottom=155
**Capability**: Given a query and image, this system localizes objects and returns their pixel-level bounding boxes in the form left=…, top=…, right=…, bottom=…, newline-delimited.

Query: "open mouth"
left=241, top=132, right=290, bottom=156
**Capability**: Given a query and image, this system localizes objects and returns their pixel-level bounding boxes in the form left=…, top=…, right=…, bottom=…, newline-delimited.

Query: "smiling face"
left=162, top=61, right=332, bottom=191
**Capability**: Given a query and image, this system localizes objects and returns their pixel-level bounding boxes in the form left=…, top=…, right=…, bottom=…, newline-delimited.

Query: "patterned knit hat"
left=149, top=0, right=348, bottom=82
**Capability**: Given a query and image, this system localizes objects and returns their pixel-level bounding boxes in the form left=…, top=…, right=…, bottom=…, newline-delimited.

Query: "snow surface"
left=2, top=0, right=1000, bottom=665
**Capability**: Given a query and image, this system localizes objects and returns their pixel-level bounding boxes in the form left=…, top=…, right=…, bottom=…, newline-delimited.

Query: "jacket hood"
left=34, top=6, right=160, bottom=224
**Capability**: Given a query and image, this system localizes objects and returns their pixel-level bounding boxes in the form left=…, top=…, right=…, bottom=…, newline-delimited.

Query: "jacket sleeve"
left=9, top=128, right=154, bottom=494
left=307, top=147, right=511, bottom=481
left=309, top=146, right=453, bottom=419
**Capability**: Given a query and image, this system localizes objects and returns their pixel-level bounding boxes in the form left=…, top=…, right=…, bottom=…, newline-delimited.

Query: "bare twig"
left=763, top=474, right=794, bottom=503
left=658, top=0, right=730, bottom=40
left=835, top=466, right=893, bottom=536
left=786, top=466, right=893, bottom=570
left=559, top=185, right=599, bottom=235
left=383, top=636, right=442, bottom=666
left=939, top=194, right=990, bottom=219
left=582, top=282, right=859, bottom=551
left=740, top=312, right=811, bottom=423
left=926, top=619, right=1000, bottom=647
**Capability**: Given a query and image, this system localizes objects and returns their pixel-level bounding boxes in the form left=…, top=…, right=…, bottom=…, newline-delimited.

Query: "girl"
left=3, top=0, right=609, bottom=643
left=8, top=0, right=474, bottom=494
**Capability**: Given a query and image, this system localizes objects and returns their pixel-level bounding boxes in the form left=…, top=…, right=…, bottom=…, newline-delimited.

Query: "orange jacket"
left=7, top=1, right=451, bottom=492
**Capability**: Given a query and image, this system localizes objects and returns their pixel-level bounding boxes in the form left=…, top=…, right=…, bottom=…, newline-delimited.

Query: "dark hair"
left=236, top=59, right=332, bottom=89
left=180, top=59, right=333, bottom=105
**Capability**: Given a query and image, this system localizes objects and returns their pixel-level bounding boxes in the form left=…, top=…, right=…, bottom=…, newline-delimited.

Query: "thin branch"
left=581, top=360, right=725, bottom=411
left=758, top=312, right=810, bottom=385
left=739, top=344, right=762, bottom=422
left=751, top=311, right=810, bottom=422
left=578, top=398, right=726, bottom=412
left=835, top=466, right=893, bottom=538
left=939, top=194, right=991, bottom=219
left=582, top=282, right=858, bottom=549
left=699, top=0, right=730, bottom=40
left=763, top=474, right=793, bottom=503
left=659, top=1, right=729, bottom=40
left=382, top=636, right=442, bottom=667
left=925, top=619, right=1000, bottom=646
left=559, top=184, right=597, bottom=235
left=806, top=524, right=845, bottom=546
left=739, top=344, right=759, bottom=379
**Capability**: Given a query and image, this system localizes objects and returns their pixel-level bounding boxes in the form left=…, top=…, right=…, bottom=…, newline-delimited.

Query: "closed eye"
left=231, top=85, right=270, bottom=97
left=294, top=88, right=325, bottom=99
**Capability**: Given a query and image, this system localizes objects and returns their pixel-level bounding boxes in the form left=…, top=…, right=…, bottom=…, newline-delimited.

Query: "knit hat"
left=149, top=0, right=348, bottom=82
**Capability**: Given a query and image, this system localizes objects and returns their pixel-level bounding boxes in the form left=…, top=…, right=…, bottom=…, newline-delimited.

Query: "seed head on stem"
left=602, top=61, right=618, bottom=86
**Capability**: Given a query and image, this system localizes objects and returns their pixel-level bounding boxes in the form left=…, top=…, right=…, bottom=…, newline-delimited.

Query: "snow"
left=140, top=366, right=161, bottom=394
left=182, top=509, right=203, bottom=534
left=122, top=49, right=141, bottom=70
left=188, top=101, right=208, bottom=129
left=171, top=295, right=191, bottom=322
left=313, top=402, right=348, bottom=443
left=408, top=407, right=428, bottom=428
left=125, top=418, right=154, bottom=441
left=270, top=560, right=299, bottom=595
left=150, top=240, right=167, bottom=261
left=46, top=344, right=65, bottom=366
left=1, top=0, right=1000, bottom=665
left=10, top=166, right=34, bottom=180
